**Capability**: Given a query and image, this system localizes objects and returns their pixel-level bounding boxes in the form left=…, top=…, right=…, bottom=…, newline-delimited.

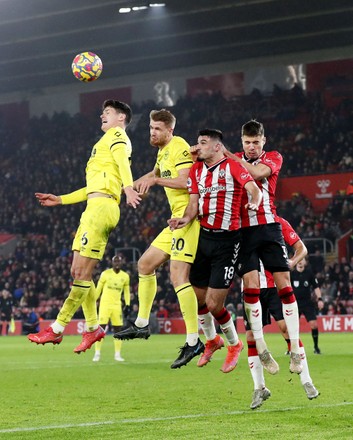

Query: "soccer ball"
left=71, top=52, right=103, bottom=82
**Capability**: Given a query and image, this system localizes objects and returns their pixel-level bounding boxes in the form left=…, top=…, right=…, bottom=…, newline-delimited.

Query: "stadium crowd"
left=1, top=86, right=353, bottom=332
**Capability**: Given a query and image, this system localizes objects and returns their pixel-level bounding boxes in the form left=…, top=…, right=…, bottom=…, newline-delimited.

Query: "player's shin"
left=135, top=273, right=157, bottom=327
left=56, top=280, right=91, bottom=327
left=82, top=281, right=98, bottom=331
left=176, top=283, right=199, bottom=346
left=198, top=304, right=217, bottom=340
left=247, top=340, right=265, bottom=389
left=244, top=289, right=266, bottom=352
left=279, top=287, right=300, bottom=353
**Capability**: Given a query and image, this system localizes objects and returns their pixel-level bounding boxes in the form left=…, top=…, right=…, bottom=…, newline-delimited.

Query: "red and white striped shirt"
left=235, top=150, right=283, bottom=228
left=188, top=157, right=253, bottom=230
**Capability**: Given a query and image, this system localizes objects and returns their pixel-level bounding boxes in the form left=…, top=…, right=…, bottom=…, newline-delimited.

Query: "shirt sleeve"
left=233, top=161, right=254, bottom=187
left=174, top=143, right=193, bottom=171
left=278, top=217, right=300, bottom=247
left=60, top=187, right=87, bottom=204
left=260, top=151, right=283, bottom=175
left=187, top=163, right=199, bottom=194
left=111, top=145, right=134, bottom=188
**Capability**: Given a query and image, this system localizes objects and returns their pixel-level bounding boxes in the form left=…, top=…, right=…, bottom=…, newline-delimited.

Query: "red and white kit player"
left=226, top=119, right=303, bottom=376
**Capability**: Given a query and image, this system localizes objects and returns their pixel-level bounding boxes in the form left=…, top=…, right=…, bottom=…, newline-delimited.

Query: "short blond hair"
left=149, top=109, right=176, bottom=129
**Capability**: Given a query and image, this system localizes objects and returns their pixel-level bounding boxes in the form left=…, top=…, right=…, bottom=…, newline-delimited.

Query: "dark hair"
left=198, top=128, right=223, bottom=141
left=103, top=100, right=132, bottom=125
left=150, top=109, right=176, bottom=129
left=241, top=119, right=264, bottom=137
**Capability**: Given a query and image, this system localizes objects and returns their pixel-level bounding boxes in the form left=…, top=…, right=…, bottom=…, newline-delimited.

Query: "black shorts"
left=243, top=287, right=284, bottom=330
left=298, top=300, right=317, bottom=322
left=1, top=311, right=12, bottom=321
left=190, top=227, right=241, bottom=289
left=236, top=223, right=289, bottom=277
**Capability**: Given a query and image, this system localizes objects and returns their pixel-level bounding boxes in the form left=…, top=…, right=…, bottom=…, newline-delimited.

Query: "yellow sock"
left=82, top=281, right=98, bottom=331
left=176, top=283, right=198, bottom=334
left=95, top=339, right=103, bottom=352
left=114, top=339, right=122, bottom=353
left=56, top=280, right=91, bottom=327
left=137, top=274, right=157, bottom=320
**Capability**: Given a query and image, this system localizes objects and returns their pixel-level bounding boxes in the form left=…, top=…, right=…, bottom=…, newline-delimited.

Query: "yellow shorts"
left=151, top=218, right=200, bottom=263
left=72, top=197, right=120, bottom=260
left=98, top=305, right=123, bottom=326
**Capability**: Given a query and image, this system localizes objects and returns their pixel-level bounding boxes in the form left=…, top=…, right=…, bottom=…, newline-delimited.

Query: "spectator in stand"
left=156, top=302, right=169, bottom=319
left=0, top=289, right=14, bottom=335
left=291, top=258, right=324, bottom=354
left=21, top=307, right=40, bottom=335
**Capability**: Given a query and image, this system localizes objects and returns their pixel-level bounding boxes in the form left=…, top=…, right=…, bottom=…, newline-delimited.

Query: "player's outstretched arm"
left=243, top=181, right=262, bottom=211
left=134, top=169, right=158, bottom=194
left=35, top=193, right=62, bottom=207
left=288, top=240, right=308, bottom=270
left=168, top=193, right=199, bottom=230
left=124, top=186, right=141, bottom=209
left=168, top=217, right=188, bottom=230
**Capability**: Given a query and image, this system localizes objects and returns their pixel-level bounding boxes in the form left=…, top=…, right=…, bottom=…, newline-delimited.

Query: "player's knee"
left=310, top=320, right=318, bottom=330
left=71, top=266, right=91, bottom=281
left=137, top=257, right=154, bottom=275
left=207, top=298, right=221, bottom=315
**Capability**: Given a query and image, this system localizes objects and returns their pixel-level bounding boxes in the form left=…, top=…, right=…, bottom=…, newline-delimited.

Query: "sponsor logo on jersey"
left=240, top=172, right=250, bottom=180
left=161, top=170, right=172, bottom=178
left=199, top=184, right=226, bottom=194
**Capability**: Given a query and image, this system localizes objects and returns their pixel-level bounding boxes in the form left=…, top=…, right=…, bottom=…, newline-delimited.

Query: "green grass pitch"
left=0, top=332, right=352, bottom=440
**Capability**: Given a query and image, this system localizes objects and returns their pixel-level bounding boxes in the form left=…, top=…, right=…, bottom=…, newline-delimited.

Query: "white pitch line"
left=0, top=401, right=352, bottom=434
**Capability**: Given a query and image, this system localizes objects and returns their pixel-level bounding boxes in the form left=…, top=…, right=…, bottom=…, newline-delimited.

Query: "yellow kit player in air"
left=93, top=255, right=131, bottom=362
left=115, top=109, right=204, bottom=368
left=28, top=100, right=141, bottom=353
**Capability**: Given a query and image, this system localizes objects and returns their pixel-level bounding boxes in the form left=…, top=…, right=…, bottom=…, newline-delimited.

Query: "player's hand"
left=244, top=202, right=259, bottom=211
left=35, top=192, right=61, bottom=207
left=135, top=177, right=156, bottom=194
left=223, top=148, right=236, bottom=160
left=287, top=258, right=296, bottom=270
left=189, top=145, right=200, bottom=162
left=168, top=217, right=188, bottom=230
left=124, top=187, right=141, bottom=209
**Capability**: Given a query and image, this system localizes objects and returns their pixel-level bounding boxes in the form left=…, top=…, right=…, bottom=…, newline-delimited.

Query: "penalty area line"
left=1, top=401, right=352, bottom=433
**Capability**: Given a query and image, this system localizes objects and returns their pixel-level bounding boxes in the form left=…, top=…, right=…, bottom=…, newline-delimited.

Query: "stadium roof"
left=1, top=0, right=353, bottom=95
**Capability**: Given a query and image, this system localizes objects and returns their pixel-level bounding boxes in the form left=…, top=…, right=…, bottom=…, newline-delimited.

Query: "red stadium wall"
left=277, top=172, right=353, bottom=211
left=7, top=315, right=353, bottom=336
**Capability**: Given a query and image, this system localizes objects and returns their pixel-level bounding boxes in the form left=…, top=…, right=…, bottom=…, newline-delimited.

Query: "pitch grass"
left=0, top=333, right=352, bottom=440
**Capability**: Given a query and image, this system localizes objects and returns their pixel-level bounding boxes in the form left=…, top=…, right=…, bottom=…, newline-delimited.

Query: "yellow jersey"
left=96, top=268, right=130, bottom=307
left=86, top=127, right=133, bottom=203
left=155, top=136, right=193, bottom=216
